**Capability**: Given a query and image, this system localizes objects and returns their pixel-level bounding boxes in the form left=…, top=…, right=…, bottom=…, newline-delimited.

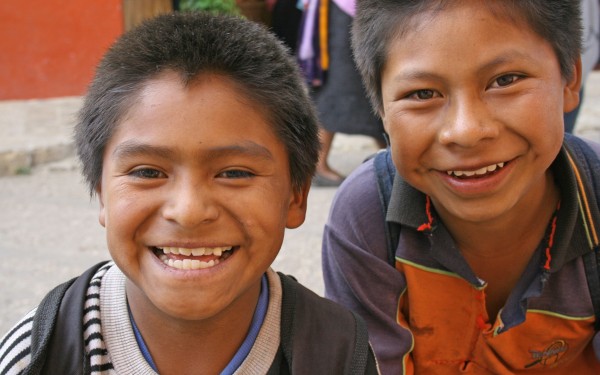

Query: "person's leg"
left=314, top=127, right=345, bottom=185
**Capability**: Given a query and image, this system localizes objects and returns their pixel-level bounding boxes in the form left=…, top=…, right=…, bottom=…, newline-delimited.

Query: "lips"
left=446, top=162, right=505, bottom=178
left=153, top=246, right=234, bottom=270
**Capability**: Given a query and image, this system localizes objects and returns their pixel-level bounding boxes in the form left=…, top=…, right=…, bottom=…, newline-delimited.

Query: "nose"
left=438, top=94, right=499, bottom=147
left=162, top=178, right=219, bottom=228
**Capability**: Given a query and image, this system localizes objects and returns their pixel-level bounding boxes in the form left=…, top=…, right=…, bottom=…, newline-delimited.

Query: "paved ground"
left=0, top=72, right=599, bottom=335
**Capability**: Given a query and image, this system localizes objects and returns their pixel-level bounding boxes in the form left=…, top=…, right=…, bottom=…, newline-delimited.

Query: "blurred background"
left=0, top=0, right=599, bottom=335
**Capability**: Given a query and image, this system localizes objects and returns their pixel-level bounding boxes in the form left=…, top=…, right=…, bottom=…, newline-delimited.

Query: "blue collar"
left=128, top=274, right=270, bottom=373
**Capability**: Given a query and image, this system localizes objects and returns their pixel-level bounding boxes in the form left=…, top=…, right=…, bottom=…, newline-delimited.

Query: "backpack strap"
left=278, top=273, right=296, bottom=369
left=277, top=272, right=377, bottom=374
left=26, top=261, right=111, bottom=375
left=583, top=242, right=600, bottom=331
left=373, top=149, right=400, bottom=266
left=563, top=134, right=600, bottom=330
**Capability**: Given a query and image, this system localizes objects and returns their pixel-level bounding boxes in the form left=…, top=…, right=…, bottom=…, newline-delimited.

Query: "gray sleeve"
left=321, top=159, right=413, bottom=374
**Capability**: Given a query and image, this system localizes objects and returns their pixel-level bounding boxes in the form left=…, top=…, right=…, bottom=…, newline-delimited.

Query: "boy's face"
left=97, top=72, right=308, bottom=321
left=379, top=2, right=581, bottom=226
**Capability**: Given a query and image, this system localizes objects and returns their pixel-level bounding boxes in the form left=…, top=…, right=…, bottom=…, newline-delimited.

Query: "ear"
left=285, top=181, right=311, bottom=229
left=95, top=183, right=106, bottom=228
left=563, top=57, right=583, bottom=113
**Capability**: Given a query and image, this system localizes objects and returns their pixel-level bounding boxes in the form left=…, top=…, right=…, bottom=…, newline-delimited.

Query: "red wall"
left=0, top=1, right=123, bottom=100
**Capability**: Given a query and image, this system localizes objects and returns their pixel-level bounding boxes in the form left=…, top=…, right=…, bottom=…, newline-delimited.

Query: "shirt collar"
left=385, top=141, right=598, bottom=273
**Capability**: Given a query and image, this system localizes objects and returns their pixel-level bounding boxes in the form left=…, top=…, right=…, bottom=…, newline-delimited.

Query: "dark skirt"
left=311, top=2, right=385, bottom=142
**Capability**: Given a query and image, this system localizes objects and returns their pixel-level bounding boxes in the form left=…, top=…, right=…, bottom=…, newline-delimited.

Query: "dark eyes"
left=217, top=170, right=255, bottom=179
left=130, top=168, right=164, bottom=179
left=406, top=89, right=438, bottom=100
left=402, top=73, right=524, bottom=101
left=491, top=74, right=523, bottom=88
left=128, top=168, right=254, bottom=180
left=130, top=168, right=254, bottom=179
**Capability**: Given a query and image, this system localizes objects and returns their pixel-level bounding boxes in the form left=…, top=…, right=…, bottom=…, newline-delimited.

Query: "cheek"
left=517, top=101, right=564, bottom=149
left=103, top=191, right=151, bottom=242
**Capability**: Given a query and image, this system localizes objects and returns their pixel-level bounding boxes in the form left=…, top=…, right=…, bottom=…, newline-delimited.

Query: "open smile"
left=445, top=161, right=507, bottom=179
left=152, top=246, right=236, bottom=270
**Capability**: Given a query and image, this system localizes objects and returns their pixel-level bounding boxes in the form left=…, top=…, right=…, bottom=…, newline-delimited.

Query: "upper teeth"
left=447, top=162, right=505, bottom=177
left=159, top=246, right=231, bottom=257
left=157, top=246, right=233, bottom=270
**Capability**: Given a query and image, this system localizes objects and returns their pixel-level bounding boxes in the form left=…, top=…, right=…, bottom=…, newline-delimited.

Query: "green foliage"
left=15, top=166, right=31, bottom=175
left=179, top=0, right=241, bottom=15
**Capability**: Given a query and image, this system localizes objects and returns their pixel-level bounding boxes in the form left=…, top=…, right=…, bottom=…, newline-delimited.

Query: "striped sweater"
left=0, top=263, right=283, bottom=374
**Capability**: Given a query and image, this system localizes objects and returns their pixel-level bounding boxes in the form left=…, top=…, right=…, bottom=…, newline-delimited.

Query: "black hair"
left=352, top=0, right=583, bottom=114
left=75, top=11, right=320, bottom=194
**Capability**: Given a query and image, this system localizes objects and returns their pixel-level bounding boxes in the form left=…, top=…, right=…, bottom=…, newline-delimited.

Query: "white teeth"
left=191, top=248, right=205, bottom=256
left=164, top=257, right=221, bottom=270
left=474, top=166, right=488, bottom=175
left=160, top=246, right=231, bottom=256
left=484, top=164, right=497, bottom=173
left=157, top=246, right=231, bottom=270
left=447, top=162, right=505, bottom=177
left=179, top=248, right=192, bottom=256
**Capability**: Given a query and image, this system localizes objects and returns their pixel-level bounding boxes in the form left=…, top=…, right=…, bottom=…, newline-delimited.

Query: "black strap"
left=564, top=134, right=600, bottom=330
left=583, top=249, right=600, bottom=330
left=373, top=149, right=399, bottom=266
left=278, top=272, right=297, bottom=369
left=26, top=278, right=76, bottom=374
left=26, top=261, right=110, bottom=375
left=277, top=272, right=374, bottom=374
left=348, top=311, right=370, bottom=375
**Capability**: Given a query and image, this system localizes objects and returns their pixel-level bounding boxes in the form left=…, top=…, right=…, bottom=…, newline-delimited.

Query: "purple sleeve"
left=321, top=159, right=413, bottom=374
left=584, top=137, right=600, bottom=360
left=582, top=138, right=600, bottom=156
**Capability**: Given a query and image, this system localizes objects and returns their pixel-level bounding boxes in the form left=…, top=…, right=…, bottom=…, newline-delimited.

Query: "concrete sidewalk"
left=0, top=96, right=81, bottom=176
left=1, top=72, right=599, bottom=176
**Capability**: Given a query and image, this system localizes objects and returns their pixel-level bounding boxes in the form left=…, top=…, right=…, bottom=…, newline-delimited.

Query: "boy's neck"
left=125, top=279, right=262, bottom=375
left=438, top=170, right=560, bottom=259
left=439, top=171, right=560, bottom=320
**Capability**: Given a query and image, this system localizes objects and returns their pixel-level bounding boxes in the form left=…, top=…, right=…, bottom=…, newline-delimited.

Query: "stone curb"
left=0, top=143, right=75, bottom=176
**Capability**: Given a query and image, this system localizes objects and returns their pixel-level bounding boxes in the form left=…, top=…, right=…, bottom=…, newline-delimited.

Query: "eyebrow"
left=111, top=140, right=275, bottom=161
left=476, top=51, right=535, bottom=74
left=391, top=50, right=536, bottom=83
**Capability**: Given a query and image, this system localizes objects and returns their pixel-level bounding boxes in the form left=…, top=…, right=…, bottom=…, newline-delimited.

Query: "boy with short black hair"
left=322, top=0, right=600, bottom=373
left=0, top=12, right=379, bottom=374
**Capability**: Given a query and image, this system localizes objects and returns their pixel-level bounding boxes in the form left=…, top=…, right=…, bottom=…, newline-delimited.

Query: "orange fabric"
left=318, top=0, right=330, bottom=70
left=396, top=260, right=600, bottom=374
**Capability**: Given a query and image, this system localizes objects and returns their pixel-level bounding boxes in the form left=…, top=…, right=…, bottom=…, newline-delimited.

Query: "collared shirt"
left=323, top=140, right=600, bottom=374
left=129, top=275, right=269, bottom=374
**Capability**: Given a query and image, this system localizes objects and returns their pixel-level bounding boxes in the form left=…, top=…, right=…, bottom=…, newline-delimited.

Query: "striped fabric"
left=0, top=263, right=282, bottom=375
left=0, top=262, right=114, bottom=375
left=0, top=310, right=35, bottom=374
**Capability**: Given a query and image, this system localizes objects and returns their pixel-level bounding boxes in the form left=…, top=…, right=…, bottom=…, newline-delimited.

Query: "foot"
left=313, top=168, right=345, bottom=187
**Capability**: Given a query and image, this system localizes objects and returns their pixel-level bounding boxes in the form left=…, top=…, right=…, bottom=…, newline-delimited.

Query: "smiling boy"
left=0, top=12, right=379, bottom=374
left=322, top=0, right=600, bottom=374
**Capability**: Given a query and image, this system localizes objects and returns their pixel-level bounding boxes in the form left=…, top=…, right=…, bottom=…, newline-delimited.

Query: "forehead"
left=387, top=0, right=536, bottom=50
left=382, top=1, right=551, bottom=72
left=111, top=71, right=278, bottom=139
left=105, top=72, right=285, bottom=157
